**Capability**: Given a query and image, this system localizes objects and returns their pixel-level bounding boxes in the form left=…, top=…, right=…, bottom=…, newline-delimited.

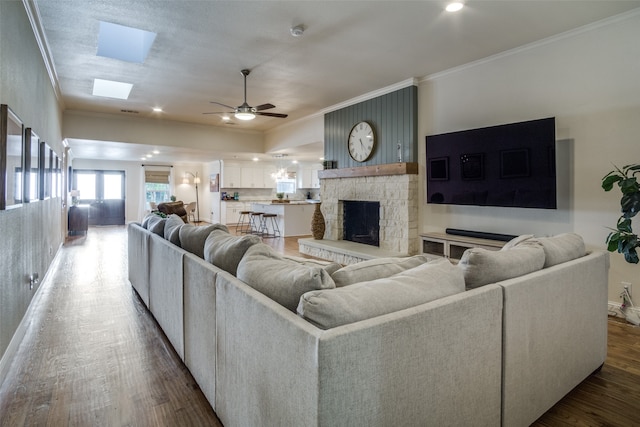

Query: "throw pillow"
left=146, top=215, right=166, bottom=236
left=537, top=233, right=586, bottom=267
left=204, top=229, right=261, bottom=275
left=297, top=258, right=464, bottom=329
left=163, top=214, right=185, bottom=246
left=236, top=243, right=336, bottom=311
left=458, top=243, right=545, bottom=288
left=179, top=223, right=229, bottom=259
left=330, top=254, right=432, bottom=287
left=501, top=234, right=536, bottom=250
left=141, top=213, right=155, bottom=229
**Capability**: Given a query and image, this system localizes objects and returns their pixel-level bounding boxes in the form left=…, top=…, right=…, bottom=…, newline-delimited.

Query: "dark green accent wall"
left=324, top=85, right=418, bottom=168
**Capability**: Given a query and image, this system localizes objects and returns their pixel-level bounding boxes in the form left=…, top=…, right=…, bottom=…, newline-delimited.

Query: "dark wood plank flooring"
left=0, top=225, right=638, bottom=426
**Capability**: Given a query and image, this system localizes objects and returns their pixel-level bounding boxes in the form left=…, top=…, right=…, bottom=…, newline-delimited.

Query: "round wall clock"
left=348, top=121, right=375, bottom=162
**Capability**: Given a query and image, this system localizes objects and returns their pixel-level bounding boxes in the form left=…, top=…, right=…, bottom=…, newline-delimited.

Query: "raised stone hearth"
left=299, top=171, right=419, bottom=263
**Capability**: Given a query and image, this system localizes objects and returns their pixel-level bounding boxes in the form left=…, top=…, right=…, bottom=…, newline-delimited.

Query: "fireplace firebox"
left=343, top=200, right=380, bottom=247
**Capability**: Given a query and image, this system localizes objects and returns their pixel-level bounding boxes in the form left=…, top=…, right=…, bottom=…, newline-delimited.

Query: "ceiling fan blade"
left=202, top=111, right=233, bottom=115
left=209, top=101, right=236, bottom=110
left=254, top=103, right=276, bottom=111
left=256, top=112, right=288, bottom=118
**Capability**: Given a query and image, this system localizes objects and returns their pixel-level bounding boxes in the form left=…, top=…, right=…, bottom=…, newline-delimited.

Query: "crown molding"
left=22, top=0, right=64, bottom=107
left=420, top=7, right=640, bottom=83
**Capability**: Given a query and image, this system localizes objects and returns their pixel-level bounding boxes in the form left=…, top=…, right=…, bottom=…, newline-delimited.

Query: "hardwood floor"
left=0, top=225, right=639, bottom=426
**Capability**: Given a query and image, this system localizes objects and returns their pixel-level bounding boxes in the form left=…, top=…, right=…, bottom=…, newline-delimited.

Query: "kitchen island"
left=250, top=202, right=317, bottom=237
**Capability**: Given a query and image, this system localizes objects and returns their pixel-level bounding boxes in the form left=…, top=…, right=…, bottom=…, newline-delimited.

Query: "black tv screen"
left=426, top=117, right=556, bottom=209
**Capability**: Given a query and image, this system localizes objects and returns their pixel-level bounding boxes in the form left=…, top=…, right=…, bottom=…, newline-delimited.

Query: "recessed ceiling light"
left=252, top=157, right=259, bottom=162
left=292, top=160, right=298, bottom=164
left=153, top=150, right=159, bottom=154
left=146, top=154, right=152, bottom=158
left=152, top=107, right=162, bottom=112
left=446, top=2, right=464, bottom=12
left=222, top=115, right=231, bottom=121
left=92, top=78, right=133, bottom=99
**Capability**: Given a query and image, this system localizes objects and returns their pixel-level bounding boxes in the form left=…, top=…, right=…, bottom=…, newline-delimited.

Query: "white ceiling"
left=34, top=0, right=640, bottom=163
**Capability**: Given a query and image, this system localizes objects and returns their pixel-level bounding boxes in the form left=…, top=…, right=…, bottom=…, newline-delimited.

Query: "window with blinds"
left=144, top=168, right=171, bottom=206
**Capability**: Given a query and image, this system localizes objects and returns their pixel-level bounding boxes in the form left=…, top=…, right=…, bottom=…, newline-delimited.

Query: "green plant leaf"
left=624, top=248, right=639, bottom=264
left=616, top=216, right=633, bottom=232
left=606, top=232, right=620, bottom=252
left=602, top=174, right=622, bottom=191
left=621, top=192, right=640, bottom=219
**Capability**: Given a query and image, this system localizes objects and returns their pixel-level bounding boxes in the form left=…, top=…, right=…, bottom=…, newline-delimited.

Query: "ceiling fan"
left=204, top=69, right=288, bottom=121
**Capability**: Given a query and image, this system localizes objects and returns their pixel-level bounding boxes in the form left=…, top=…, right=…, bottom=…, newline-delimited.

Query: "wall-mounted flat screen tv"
left=426, top=117, right=556, bottom=209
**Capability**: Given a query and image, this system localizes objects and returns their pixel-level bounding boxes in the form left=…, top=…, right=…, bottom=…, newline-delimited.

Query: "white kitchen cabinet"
left=222, top=165, right=241, bottom=188
left=222, top=201, right=251, bottom=225
left=298, top=167, right=321, bottom=189
left=241, top=167, right=266, bottom=188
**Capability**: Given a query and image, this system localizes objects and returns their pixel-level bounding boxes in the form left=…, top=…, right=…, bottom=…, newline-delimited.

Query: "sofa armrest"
left=500, top=250, right=609, bottom=427
left=127, top=223, right=150, bottom=307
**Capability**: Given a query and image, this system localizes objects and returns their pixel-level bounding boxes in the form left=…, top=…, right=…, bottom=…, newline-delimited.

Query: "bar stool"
left=261, top=213, right=281, bottom=238
left=236, top=211, right=252, bottom=234
left=249, top=212, right=264, bottom=236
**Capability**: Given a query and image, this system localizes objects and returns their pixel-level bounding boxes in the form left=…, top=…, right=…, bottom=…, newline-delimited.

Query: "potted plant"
left=601, top=163, right=640, bottom=264
left=276, top=192, right=284, bottom=200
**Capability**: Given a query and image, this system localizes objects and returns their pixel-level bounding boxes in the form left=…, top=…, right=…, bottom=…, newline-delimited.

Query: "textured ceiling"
left=34, top=0, right=640, bottom=162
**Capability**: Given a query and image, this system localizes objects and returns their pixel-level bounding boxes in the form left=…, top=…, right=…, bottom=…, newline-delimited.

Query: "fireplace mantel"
left=318, top=162, right=418, bottom=179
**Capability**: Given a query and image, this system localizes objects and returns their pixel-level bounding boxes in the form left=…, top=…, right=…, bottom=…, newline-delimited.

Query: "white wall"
left=264, top=114, right=324, bottom=152
left=64, top=110, right=264, bottom=157
left=418, top=11, right=640, bottom=301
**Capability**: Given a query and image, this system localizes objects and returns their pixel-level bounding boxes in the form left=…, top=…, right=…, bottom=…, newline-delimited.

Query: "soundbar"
left=445, top=228, right=517, bottom=242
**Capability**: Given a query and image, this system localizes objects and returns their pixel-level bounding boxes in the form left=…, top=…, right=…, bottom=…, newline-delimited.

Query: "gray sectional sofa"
left=128, top=215, right=609, bottom=427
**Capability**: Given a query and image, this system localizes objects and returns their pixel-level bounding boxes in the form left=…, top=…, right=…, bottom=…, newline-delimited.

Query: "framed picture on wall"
left=0, top=104, right=25, bottom=210
left=40, top=142, right=53, bottom=200
left=209, top=173, right=220, bottom=192
left=24, top=128, right=41, bottom=203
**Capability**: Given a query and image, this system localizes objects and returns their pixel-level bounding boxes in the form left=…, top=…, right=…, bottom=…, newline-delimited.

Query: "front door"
left=73, top=169, right=125, bottom=226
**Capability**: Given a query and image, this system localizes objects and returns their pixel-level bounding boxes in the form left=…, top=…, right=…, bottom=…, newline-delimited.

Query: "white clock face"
left=348, top=121, right=375, bottom=162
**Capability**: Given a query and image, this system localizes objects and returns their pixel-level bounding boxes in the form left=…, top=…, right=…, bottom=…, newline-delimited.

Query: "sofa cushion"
left=146, top=215, right=166, bottom=236
left=237, top=243, right=336, bottom=312
left=297, top=258, right=464, bottom=329
left=164, top=214, right=185, bottom=246
left=331, top=254, right=432, bottom=287
left=179, top=223, right=229, bottom=258
left=204, top=230, right=261, bottom=275
left=282, top=255, right=342, bottom=275
left=537, top=233, right=586, bottom=267
left=458, top=243, right=545, bottom=288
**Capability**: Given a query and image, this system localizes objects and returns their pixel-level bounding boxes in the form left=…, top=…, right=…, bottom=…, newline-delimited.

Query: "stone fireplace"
left=299, top=167, right=419, bottom=263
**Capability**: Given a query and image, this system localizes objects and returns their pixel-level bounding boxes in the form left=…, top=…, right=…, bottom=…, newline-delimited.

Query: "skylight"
left=97, top=21, right=156, bottom=63
left=92, top=78, right=133, bottom=99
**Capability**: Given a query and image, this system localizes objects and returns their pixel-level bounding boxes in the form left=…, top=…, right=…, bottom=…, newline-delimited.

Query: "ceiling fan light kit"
left=204, top=69, right=288, bottom=122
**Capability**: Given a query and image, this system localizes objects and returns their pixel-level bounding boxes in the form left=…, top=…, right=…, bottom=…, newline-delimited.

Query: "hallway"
left=0, top=226, right=221, bottom=426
